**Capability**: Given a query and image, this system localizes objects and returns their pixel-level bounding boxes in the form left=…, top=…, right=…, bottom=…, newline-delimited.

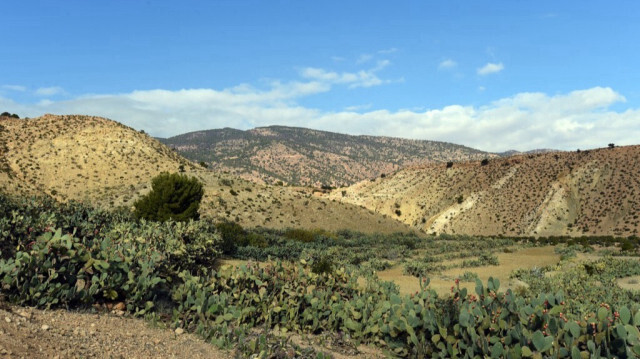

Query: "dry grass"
left=617, top=275, right=640, bottom=291
left=378, top=246, right=561, bottom=296
left=218, top=246, right=562, bottom=297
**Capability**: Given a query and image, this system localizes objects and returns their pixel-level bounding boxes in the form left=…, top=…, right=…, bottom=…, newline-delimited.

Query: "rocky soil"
left=0, top=304, right=228, bottom=359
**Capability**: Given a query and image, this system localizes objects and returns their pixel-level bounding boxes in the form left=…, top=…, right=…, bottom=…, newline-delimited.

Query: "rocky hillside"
left=0, top=114, right=193, bottom=205
left=329, top=146, right=640, bottom=237
left=0, top=114, right=414, bottom=234
left=159, top=126, right=493, bottom=187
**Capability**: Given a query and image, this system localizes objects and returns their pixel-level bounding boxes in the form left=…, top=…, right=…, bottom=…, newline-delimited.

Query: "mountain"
left=5, top=114, right=635, bottom=237
left=329, top=146, right=640, bottom=237
left=158, top=126, right=494, bottom=187
left=0, top=114, right=414, bottom=234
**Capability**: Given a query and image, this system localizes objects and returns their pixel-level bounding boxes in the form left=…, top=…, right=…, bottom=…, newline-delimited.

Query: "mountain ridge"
left=159, top=125, right=496, bottom=187
left=329, top=146, right=640, bottom=237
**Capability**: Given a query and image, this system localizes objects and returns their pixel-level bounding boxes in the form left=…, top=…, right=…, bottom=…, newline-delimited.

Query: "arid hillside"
left=0, top=114, right=194, bottom=206
left=0, top=114, right=414, bottom=234
left=329, top=146, right=640, bottom=237
left=159, top=126, right=494, bottom=187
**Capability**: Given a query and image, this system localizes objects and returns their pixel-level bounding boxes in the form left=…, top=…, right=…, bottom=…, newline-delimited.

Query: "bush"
left=0, top=228, right=164, bottom=312
left=283, top=228, right=316, bottom=243
left=134, top=172, right=204, bottom=222
left=0, top=112, right=19, bottom=119
left=311, top=255, right=334, bottom=275
left=216, top=221, right=246, bottom=255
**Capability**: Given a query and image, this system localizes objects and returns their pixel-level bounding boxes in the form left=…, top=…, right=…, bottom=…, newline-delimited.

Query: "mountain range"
left=1, top=113, right=637, bottom=237
left=158, top=126, right=494, bottom=187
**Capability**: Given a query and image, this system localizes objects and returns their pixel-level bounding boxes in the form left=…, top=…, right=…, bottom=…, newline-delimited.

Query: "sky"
left=1, top=1, right=639, bottom=152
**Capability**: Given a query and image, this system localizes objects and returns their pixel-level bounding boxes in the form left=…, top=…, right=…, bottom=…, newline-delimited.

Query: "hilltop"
left=0, top=114, right=414, bottom=234
left=0, top=114, right=194, bottom=206
left=158, top=126, right=493, bottom=187
left=329, top=146, right=640, bottom=237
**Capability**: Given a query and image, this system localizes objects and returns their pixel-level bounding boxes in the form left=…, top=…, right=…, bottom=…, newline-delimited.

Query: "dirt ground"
left=0, top=303, right=385, bottom=359
left=0, top=304, right=229, bottom=359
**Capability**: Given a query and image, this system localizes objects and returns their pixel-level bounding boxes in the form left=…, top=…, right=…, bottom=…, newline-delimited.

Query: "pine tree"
left=134, top=172, right=204, bottom=222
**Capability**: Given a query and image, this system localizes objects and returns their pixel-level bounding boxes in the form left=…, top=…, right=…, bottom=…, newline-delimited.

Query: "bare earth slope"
left=0, top=114, right=414, bottom=234
left=0, top=305, right=228, bottom=358
left=159, top=126, right=494, bottom=187
left=330, top=146, right=640, bottom=237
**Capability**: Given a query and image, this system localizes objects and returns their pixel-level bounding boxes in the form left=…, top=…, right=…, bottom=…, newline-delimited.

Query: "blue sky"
left=1, top=1, right=639, bottom=152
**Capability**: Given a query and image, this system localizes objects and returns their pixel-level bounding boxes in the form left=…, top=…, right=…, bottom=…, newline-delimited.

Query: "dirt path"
left=0, top=304, right=229, bottom=359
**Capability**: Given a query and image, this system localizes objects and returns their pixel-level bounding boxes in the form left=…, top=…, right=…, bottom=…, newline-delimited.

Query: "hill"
left=329, top=146, right=640, bottom=237
left=0, top=114, right=194, bottom=206
left=0, top=114, right=414, bottom=234
left=158, top=126, right=493, bottom=187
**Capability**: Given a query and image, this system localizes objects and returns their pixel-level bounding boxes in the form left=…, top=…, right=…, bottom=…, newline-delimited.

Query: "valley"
left=1, top=113, right=640, bottom=357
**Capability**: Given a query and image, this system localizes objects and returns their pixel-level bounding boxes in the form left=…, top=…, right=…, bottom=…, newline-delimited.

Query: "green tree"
left=134, top=172, right=204, bottom=222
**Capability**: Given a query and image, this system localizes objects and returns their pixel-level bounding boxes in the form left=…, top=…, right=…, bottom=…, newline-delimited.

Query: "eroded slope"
left=331, top=146, right=640, bottom=237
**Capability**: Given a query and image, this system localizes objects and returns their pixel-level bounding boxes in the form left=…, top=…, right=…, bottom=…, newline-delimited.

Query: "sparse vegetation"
left=3, top=195, right=640, bottom=357
left=158, top=126, right=492, bottom=187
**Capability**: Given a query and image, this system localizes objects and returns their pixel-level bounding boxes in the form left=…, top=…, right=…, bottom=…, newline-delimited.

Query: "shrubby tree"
left=1, top=112, right=19, bottom=119
left=134, top=172, right=204, bottom=222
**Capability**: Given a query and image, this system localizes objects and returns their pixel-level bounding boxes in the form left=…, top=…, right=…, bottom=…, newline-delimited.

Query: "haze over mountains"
left=1, top=113, right=638, bottom=237
left=159, top=126, right=494, bottom=187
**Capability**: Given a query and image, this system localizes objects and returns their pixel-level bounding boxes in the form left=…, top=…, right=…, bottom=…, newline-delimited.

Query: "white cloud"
left=344, top=103, right=373, bottom=112
left=477, top=62, right=504, bottom=75
left=4, top=85, right=639, bottom=153
left=438, top=59, right=457, bottom=70
left=378, top=48, right=398, bottom=54
left=35, top=86, right=65, bottom=96
left=2, top=85, right=27, bottom=92
left=356, top=54, right=373, bottom=64
left=300, top=61, right=392, bottom=89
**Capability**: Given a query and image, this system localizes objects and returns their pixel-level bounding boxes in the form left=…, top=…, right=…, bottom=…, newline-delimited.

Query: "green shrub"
left=134, top=172, right=204, bottom=222
left=245, top=232, right=268, bottom=248
left=311, top=255, right=334, bottom=275
left=459, top=271, right=479, bottom=282
left=216, top=221, right=246, bottom=255
left=461, top=252, right=499, bottom=267
left=283, top=228, right=316, bottom=243
left=0, top=229, right=164, bottom=312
